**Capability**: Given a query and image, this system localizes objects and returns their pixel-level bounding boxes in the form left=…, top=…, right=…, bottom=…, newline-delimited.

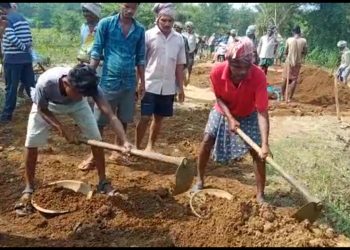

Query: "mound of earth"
left=296, top=67, right=350, bottom=107
left=170, top=195, right=344, bottom=247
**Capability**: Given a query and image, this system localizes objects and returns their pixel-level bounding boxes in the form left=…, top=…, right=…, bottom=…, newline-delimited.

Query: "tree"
left=254, top=3, right=302, bottom=37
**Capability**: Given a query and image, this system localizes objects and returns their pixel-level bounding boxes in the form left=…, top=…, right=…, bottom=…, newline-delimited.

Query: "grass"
left=31, top=28, right=80, bottom=65
left=269, top=129, right=350, bottom=236
left=305, top=47, right=339, bottom=70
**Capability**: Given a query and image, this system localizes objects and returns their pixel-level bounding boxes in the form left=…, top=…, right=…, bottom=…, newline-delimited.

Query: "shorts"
left=141, top=92, right=175, bottom=117
left=283, top=63, right=302, bottom=81
left=25, top=99, right=101, bottom=148
left=94, top=88, right=135, bottom=126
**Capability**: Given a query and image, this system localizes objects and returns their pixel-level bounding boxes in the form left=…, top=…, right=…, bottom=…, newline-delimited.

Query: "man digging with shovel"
left=15, top=64, right=132, bottom=216
left=191, top=37, right=270, bottom=204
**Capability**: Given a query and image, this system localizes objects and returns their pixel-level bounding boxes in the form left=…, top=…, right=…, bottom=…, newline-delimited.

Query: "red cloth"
left=211, top=61, right=268, bottom=117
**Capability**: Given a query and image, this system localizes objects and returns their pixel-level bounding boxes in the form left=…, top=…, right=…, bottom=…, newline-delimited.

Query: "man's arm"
left=257, top=37, right=262, bottom=56
left=176, top=38, right=187, bottom=102
left=257, top=110, right=269, bottom=148
left=90, top=19, right=106, bottom=69
left=37, top=106, right=78, bottom=143
left=4, top=21, right=30, bottom=52
left=93, top=92, right=129, bottom=145
left=136, top=28, right=146, bottom=99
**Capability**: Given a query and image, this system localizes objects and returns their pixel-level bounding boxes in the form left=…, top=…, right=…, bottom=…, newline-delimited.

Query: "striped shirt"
left=2, top=11, right=32, bottom=64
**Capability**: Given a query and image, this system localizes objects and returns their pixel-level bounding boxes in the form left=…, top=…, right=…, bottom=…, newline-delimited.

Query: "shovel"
left=236, top=128, right=323, bottom=223
left=80, top=139, right=194, bottom=195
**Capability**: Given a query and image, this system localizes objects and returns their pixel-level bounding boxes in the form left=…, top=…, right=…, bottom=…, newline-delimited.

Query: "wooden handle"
left=284, top=63, right=290, bottom=102
left=81, top=139, right=186, bottom=166
left=334, top=75, right=341, bottom=121
left=236, top=128, right=320, bottom=204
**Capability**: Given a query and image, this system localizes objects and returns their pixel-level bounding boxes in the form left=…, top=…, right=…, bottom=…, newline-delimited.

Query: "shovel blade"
left=292, top=202, right=323, bottom=223
left=172, top=160, right=195, bottom=195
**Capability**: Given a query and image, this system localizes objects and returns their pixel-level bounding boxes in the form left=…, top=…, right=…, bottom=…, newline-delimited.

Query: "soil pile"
left=170, top=197, right=342, bottom=247
left=33, top=186, right=87, bottom=212
left=295, top=67, right=350, bottom=107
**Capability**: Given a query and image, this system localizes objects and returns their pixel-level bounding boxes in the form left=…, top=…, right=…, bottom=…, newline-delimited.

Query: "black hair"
left=67, top=64, right=98, bottom=97
left=292, top=25, right=301, bottom=35
left=0, top=3, right=11, bottom=9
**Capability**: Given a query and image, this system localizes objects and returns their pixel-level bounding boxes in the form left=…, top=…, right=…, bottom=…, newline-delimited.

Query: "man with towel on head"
left=336, top=40, right=350, bottom=86
left=191, top=37, right=270, bottom=204
left=135, top=3, right=186, bottom=152
left=78, top=3, right=102, bottom=109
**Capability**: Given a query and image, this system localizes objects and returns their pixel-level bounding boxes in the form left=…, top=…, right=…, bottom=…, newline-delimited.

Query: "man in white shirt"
left=336, top=40, right=350, bottom=86
left=227, top=29, right=238, bottom=47
left=135, top=3, right=186, bottom=152
left=257, top=25, right=279, bottom=75
left=182, top=21, right=197, bottom=84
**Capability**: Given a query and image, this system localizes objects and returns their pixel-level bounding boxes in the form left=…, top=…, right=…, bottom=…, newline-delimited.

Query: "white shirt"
left=258, top=34, right=278, bottom=59
left=216, top=42, right=227, bottom=55
left=183, top=31, right=197, bottom=53
left=145, top=26, right=186, bottom=95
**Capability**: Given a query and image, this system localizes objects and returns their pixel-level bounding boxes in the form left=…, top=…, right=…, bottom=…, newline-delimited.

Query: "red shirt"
left=211, top=61, right=268, bottom=117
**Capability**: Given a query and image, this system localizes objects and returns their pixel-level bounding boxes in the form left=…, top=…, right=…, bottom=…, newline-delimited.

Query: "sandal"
left=97, top=180, right=120, bottom=197
left=78, top=158, right=96, bottom=171
left=14, top=188, right=35, bottom=216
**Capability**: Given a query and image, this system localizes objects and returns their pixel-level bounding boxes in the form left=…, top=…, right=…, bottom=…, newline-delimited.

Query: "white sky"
left=189, top=3, right=258, bottom=9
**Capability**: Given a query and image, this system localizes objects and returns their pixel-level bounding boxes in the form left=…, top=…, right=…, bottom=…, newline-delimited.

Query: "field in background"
left=32, top=28, right=80, bottom=65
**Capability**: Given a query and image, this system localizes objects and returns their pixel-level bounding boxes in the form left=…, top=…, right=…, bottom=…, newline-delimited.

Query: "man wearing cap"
left=135, top=3, right=186, bottom=152
left=14, top=64, right=132, bottom=216
left=281, top=25, right=307, bottom=102
left=191, top=37, right=270, bottom=204
left=78, top=3, right=101, bottom=65
left=246, top=25, right=259, bottom=65
left=78, top=3, right=102, bottom=109
left=182, top=21, right=197, bottom=84
left=257, top=25, right=279, bottom=75
left=227, top=29, right=238, bottom=47
left=336, top=40, right=350, bottom=86
left=80, top=3, right=145, bottom=170
left=173, top=21, right=189, bottom=101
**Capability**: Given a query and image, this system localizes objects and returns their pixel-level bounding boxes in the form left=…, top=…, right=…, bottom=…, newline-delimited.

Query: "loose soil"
left=33, top=186, right=86, bottom=212
left=1, top=61, right=350, bottom=247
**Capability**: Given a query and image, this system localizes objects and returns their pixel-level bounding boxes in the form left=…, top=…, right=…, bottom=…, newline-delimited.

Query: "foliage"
left=14, top=3, right=350, bottom=69
left=31, top=28, right=80, bottom=65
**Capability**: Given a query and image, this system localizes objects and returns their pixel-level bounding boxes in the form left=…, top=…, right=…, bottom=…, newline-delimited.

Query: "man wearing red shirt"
left=192, top=37, right=270, bottom=204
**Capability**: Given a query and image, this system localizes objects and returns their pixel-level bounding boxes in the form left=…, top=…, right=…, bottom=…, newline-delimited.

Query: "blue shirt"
left=90, top=14, right=145, bottom=93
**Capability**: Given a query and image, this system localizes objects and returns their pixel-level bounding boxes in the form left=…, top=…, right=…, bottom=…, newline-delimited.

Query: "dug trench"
left=0, top=62, right=350, bottom=246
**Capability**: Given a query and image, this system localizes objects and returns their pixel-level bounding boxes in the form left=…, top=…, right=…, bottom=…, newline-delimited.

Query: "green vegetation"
left=270, top=126, right=350, bottom=237
left=16, top=3, right=350, bottom=67
left=32, top=28, right=80, bottom=65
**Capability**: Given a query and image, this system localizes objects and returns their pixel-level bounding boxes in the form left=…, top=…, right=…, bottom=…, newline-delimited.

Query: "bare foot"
left=144, top=145, right=154, bottom=152
left=78, top=156, right=96, bottom=171
left=256, top=194, right=267, bottom=205
left=109, top=151, right=121, bottom=161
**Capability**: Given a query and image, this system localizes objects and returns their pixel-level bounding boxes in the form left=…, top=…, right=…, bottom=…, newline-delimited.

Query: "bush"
left=306, top=47, right=340, bottom=69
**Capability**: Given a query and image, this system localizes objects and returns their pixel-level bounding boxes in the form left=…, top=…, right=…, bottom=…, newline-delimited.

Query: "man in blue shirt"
left=79, top=3, right=145, bottom=170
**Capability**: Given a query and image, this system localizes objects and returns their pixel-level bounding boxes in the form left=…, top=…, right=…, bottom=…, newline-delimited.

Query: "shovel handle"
left=81, top=139, right=186, bottom=167
left=334, top=75, right=341, bottom=121
left=236, top=128, right=320, bottom=204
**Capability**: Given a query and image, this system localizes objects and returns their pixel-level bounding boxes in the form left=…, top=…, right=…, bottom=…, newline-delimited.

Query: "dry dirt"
left=1, top=61, right=350, bottom=247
